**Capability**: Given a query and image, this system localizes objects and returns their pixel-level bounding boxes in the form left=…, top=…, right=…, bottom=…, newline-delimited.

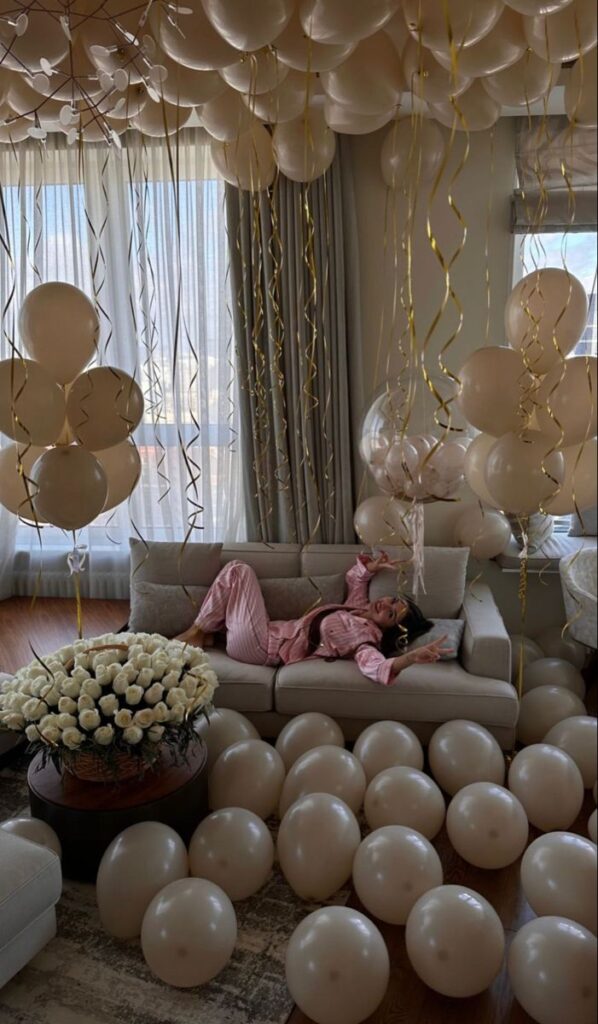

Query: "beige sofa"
left=129, top=541, right=519, bottom=749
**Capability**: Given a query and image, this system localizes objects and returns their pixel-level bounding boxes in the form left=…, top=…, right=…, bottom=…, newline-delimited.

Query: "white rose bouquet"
left=0, top=633, right=218, bottom=777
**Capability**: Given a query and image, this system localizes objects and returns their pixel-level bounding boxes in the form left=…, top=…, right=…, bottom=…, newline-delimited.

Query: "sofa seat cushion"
left=208, top=649, right=275, bottom=713
left=275, top=658, right=518, bottom=729
left=0, top=832, right=62, bottom=945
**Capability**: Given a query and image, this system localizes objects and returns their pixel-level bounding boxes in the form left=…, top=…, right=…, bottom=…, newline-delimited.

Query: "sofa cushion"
left=275, top=658, right=518, bottom=729
left=369, top=547, right=469, bottom=619
left=129, top=538, right=222, bottom=585
left=128, top=582, right=209, bottom=636
left=569, top=507, right=597, bottom=537
left=208, top=649, right=275, bottom=713
left=406, top=618, right=465, bottom=660
left=259, top=574, right=346, bottom=620
left=0, top=831, right=62, bottom=945
left=221, top=543, right=302, bottom=578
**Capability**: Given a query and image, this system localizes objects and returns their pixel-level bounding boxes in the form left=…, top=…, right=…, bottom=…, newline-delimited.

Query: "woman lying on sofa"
left=176, top=552, right=451, bottom=686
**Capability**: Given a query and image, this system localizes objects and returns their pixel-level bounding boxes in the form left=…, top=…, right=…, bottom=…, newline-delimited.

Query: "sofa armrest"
left=460, top=583, right=511, bottom=683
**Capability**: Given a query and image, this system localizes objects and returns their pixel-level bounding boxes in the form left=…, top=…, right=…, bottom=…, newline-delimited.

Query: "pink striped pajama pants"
left=195, top=561, right=272, bottom=665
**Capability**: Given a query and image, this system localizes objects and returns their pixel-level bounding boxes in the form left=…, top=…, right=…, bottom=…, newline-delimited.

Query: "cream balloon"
left=220, top=47, right=289, bottom=95
left=505, top=0, right=575, bottom=13
left=521, top=832, right=597, bottom=934
left=484, top=430, right=565, bottom=516
left=0, top=115, right=31, bottom=144
left=432, top=7, right=527, bottom=76
left=30, top=447, right=107, bottom=531
left=589, top=810, right=597, bottom=843
left=19, top=282, right=98, bottom=386
left=0, top=443, right=47, bottom=520
left=93, top=441, right=141, bottom=512
left=277, top=793, right=361, bottom=901
left=0, top=816, right=62, bottom=858
left=384, top=10, right=411, bottom=55
left=431, top=81, right=501, bottom=132
left=201, top=86, right=259, bottom=141
left=353, top=721, right=424, bottom=784
left=508, top=744, right=584, bottom=831
left=380, top=118, right=445, bottom=188
left=324, top=102, right=394, bottom=135
left=201, top=0, right=295, bottom=51
left=97, top=821, right=188, bottom=939
left=285, top=906, right=390, bottom=1024
left=354, top=825, right=443, bottom=925
left=300, top=0, right=399, bottom=46
left=456, top=347, right=533, bottom=437
left=405, top=885, right=505, bottom=997
left=141, top=877, right=236, bottom=987
left=0, top=359, right=65, bottom=446
left=66, top=366, right=144, bottom=451
left=243, top=69, right=315, bottom=124
left=446, top=783, right=529, bottom=869
left=544, top=716, right=597, bottom=788
left=428, top=720, right=506, bottom=796
left=464, top=433, right=501, bottom=506
left=0, top=12, right=69, bottom=72
left=364, top=766, right=446, bottom=839
left=273, top=9, right=356, bottom=71
left=188, top=808, right=274, bottom=900
left=482, top=50, right=557, bottom=106
left=7, top=77, right=64, bottom=126
left=536, top=356, right=598, bottom=446
left=544, top=439, right=597, bottom=515
left=21, top=38, right=103, bottom=103
left=195, top=707, right=259, bottom=769
left=211, top=125, right=276, bottom=190
left=209, top=739, right=285, bottom=819
left=353, top=495, right=410, bottom=547
left=403, top=0, right=504, bottom=52
left=535, top=624, right=588, bottom=668
left=566, top=47, right=598, bottom=128
left=453, top=505, right=512, bottom=559
left=525, top=0, right=598, bottom=62
left=150, top=48, right=225, bottom=107
left=130, top=97, right=192, bottom=137
left=155, top=2, right=239, bottom=70
left=279, top=744, right=366, bottom=817
left=274, top=712, right=344, bottom=771
left=319, top=32, right=403, bottom=116
left=510, top=633, right=545, bottom=682
left=505, top=268, right=588, bottom=375
left=517, top=686, right=587, bottom=746
left=522, top=658, right=586, bottom=699
left=402, top=38, right=471, bottom=104
left=508, top=916, right=597, bottom=1024
left=272, top=108, right=336, bottom=182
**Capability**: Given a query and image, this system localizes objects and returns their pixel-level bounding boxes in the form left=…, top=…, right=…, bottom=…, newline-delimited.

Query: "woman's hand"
left=362, top=550, right=401, bottom=574
left=409, top=635, right=453, bottom=664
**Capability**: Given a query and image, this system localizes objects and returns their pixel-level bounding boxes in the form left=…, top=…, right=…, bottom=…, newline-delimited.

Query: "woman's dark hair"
left=379, top=596, right=434, bottom=658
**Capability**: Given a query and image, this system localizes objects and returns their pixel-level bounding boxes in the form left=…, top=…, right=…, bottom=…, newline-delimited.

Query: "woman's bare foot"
left=175, top=624, right=207, bottom=647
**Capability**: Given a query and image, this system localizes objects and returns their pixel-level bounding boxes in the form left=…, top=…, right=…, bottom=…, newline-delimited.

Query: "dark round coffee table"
left=27, top=740, right=209, bottom=881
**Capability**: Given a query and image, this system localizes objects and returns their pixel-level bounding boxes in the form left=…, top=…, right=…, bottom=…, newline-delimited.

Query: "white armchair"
left=560, top=548, right=597, bottom=649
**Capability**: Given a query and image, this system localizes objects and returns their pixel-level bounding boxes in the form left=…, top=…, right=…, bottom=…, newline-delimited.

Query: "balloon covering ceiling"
left=0, top=0, right=596, bottom=184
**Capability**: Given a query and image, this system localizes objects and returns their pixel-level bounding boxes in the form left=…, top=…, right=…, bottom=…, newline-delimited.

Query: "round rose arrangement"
left=0, top=633, right=218, bottom=775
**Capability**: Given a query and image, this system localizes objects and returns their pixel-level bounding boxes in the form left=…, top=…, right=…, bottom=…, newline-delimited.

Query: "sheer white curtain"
left=0, top=129, right=244, bottom=600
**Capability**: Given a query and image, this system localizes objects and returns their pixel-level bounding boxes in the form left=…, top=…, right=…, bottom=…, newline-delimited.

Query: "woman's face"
left=368, top=596, right=409, bottom=629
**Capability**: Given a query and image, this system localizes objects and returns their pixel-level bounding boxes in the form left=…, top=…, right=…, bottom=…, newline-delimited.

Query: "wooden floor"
left=0, top=597, right=595, bottom=1024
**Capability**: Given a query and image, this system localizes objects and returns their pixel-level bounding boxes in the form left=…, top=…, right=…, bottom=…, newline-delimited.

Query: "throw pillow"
left=569, top=507, right=598, bottom=537
left=128, top=581, right=209, bottom=636
left=259, top=574, right=346, bottom=620
left=368, top=547, right=469, bottom=619
left=405, top=618, right=465, bottom=660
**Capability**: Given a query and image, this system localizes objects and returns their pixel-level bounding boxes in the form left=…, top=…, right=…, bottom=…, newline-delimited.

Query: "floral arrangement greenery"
left=0, top=633, right=217, bottom=774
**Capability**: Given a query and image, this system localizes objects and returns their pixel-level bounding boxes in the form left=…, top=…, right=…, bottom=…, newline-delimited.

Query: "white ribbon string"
left=408, top=501, right=426, bottom=601
left=67, top=544, right=88, bottom=576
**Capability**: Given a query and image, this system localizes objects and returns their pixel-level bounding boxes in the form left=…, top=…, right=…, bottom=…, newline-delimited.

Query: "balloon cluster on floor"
left=0, top=282, right=143, bottom=531
left=0, top=0, right=595, bottom=186
left=4, top=705, right=596, bottom=1024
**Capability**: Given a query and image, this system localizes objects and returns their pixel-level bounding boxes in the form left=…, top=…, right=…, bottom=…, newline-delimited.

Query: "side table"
left=27, top=741, right=209, bottom=881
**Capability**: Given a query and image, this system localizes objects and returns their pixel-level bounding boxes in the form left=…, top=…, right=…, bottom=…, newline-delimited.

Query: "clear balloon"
left=508, top=916, right=597, bottom=1024
left=278, top=744, right=366, bottom=817
left=544, top=439, right=597, bottom=516
left=141, top=877, right=237, bottom=987
left=0, top=816, right=62, bottom=857
left=201, top=0, right=295, bottom=52
left=403, top=0, right=504, bottom=52
left=97, top=821, right=188, bottom=939
left=300, top=0, right=400, bottom=46
left=93, top=441, right=141, bottom=512
left=505, top=268, right=588, bottom=375
left=353, top=825, right=443, bottom=925
left=429, top=720, right=506, bottom=795
left=364, top=765, right=446, bottom=838
left=189, top=807, right=274, bottom=900
left=405, top=885, right=505, bottom=997
left=463, top=433, right=501, bottom=506
left=285, top=906, right=390, bottom=1024
left=535, top=356, right=597, bottom=447
left=431, top=81, right=501, bottom=132
left=353, top=495, right=410, bottom=547
left=521, top=832, right=597, bottom=934
left=484, top=430, right=565, bottom=516
left=446, top=783, right=529, bottom=869
left=453, top=505, right=512, bottom=559
left=380, top=118, right=445, bottom=188
left=209, top=739, right=285, bottom=819
left=0, top=443, right=47, bottom=520
left=565, top=47, right=598, bottom=128
left=522, top=658, right=586, bottom=699
left=211, top=124, right=276, bottom=190
left=517, top=685, right=587, bottom=745
left=508, top=743, right=584, bottom=831
left=277, top=792, right=361, bottom=901
left=457, top=346, right=533, bottom=437
left=195, top=707, right=259, bottom=769
left=353, top=720, right=424, bottom=784
left=544, top=716, right=597, bottom=788
left=274, top=9, right=356, bottom=71
left=274, top=712, right=345, bottom=771
left=19, top=282, right=98, bottom=386
left=432, top=7, right=527, bottom=76
left=31, top=446, right=107, bottom=531
left=272, top=108, right=336, bottom=182
left=535, top=625, right=588, bottom=669
left=0, top=358, right=66, bottom=447
left=320, top=32, right=403, bottom=116
left=482, top=50, right=557, bottom=106
left=524, top=0, right=598, bottom=63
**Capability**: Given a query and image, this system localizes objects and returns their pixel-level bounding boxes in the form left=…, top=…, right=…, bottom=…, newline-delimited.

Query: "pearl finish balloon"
left=242, top=68, right=316, bottom=124
left=432, top=81, right=502, bottom=132
left=565, top=47, right=598, bottom=128
left=464, top=433, right=501, bottom=506
left=482, top=50, right=557, bottom=106
left=456, top=347, right=533, bottom=438
left=31, top=447, right=107, bottom=531
left=97, top=822, right=188, bottom=939
left=353, top=495, right=410, bottom=547
left=589, top=810, right=597, bottom=843
left=522, top=658, right=586, bottom=699
left=432, top=6, right=527, bottom=76
left=300, top=0, right=399, bottom=46
left=0, top=817, right=62, bottom=858
left=201, top=0, right=295, bottom=51
left=353, top=826, right=443, bottom=925
left=353, top=721, right=424, bottom=784
left=544, top=439, right=597, bottom=516
left=209, top=739, right=285, bottom=819
left=66, top=367, right=144, bottom=451
left=505, top=0, right=574, bottom=13
left=381, top=118, right=445, bottom=188
left=536, top=356, right=598, bottom=447
left=535, top=625, right=587, bottom=669
left=277, top=793, right=361, bottom=901
left=211, top=125, right=276, bottom=190
left=220, top=48, right=289, bottom=95
left=510, top=633, right=545, bottom=682
left=402, top=38, right=472, bottom=104
left=453, top=505, right=512, bottom=559
left=524, top=0, right=598, bottom=62
left=149, top=46, right=225, bottom=107
left=429, top=720, right=506, bottom=796
left=505, top=268, right=588, bottom=375
left=0, top=358, right=66, bottom=446
left=485, top=430, right=565, bottom=516
left=544, top=717, right=597, bottom=788
left=508, top=744, right=584, bottom=831
left=324, top=102, right=394, bottom=136
left=279, top=745, right=366, bottom=817
left=141, top=877, right=236, bottom=987
left=272, top=108, right=336, bottom=182
left=130, top=97, right=192, bottom=138
left=517, top=686, right=587, bottom=746
left=156, top=1, right=239, bottom=69
left=405, top=885, right=505, bottom=997
left=286, top=907, right=389, bottom=1024
left=0, top=443, right=47, bottom=520
left=364, top=766, right=446, bottom=839
left=273, top=10, right=356, bottom=71
left=201, top=86, right=259, bottom=141
left=275, top=713, right=344, bottom=771
left=521, top=832, right=597, bottom=934
left=446, top=783, right=529, bottom=869
left=189, top=808, right=274, bottom=900
left=508, top=916, right=597, bottom=1024
left=93, top=441, right=141, bottom=512
left=0, top=12, right=69, bottom=72
left=195, top=707, right=259, bottom=770
left=19, top=282, right=98, bottom=386
left=320, top=32, right=403, bottom=115
left=403, top=0, right=504, bottom=52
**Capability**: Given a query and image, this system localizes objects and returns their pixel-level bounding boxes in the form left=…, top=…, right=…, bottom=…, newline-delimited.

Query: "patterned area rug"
left=0, top=757, right=348, bottom=1024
